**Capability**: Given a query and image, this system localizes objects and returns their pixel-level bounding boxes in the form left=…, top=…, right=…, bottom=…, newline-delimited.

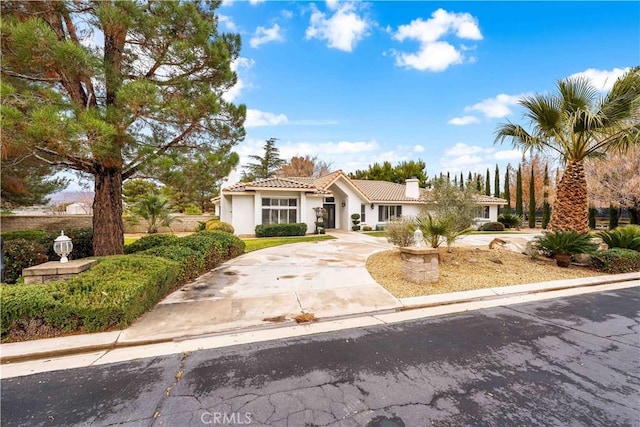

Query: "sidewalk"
left=2, top=272, right=638, bottom=374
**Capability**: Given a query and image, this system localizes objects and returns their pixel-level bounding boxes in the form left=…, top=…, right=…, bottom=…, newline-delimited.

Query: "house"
left=214, top=170, right=506, bottom=235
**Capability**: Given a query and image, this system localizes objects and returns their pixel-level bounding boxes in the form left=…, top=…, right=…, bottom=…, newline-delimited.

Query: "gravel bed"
left=366, top=246, right=605, bottom=298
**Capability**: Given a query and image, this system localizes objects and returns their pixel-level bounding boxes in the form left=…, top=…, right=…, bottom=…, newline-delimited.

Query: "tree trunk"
left=630, top=207, right=639, bottom=225
left=549, top=161, right=589, bottom=234
left=93, top=167, right=124, bottom=256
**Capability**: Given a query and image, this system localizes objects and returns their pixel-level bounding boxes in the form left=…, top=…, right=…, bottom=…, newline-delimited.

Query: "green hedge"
left=255, top=223, right=307, bottom=237
left=1, top=256, right=179, bottom=337
left=2, top=239, right=50, bottom=284
left=124, top=234, right=180, bottom=254
left=592, top=248, right=640, bottom=274
left=2, top=228, right=94, bottom=283
left=480, top=222, right=505, bottom=231
left=140, top=245, right=204, bottom=284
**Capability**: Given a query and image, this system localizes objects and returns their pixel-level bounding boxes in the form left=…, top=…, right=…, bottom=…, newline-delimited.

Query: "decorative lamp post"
left=53, top=231, right=73, bottom=263
left=413, top=228, right=424, bottom=247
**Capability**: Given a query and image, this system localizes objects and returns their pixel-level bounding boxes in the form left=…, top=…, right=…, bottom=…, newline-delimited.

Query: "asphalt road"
left=2, top=286, right=639, bottom=427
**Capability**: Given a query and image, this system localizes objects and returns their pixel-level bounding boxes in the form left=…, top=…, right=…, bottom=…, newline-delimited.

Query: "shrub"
left=2, top=239, right=50, bottom=284
left=184, top=204, right=203, bottom=215
left=592, top=248, right=640, bottom=273
left=480, top=222, right=505, bottom=232
left=375, top=224, right=385, bottom=231
left=416, top=214, right=452, bottom=248
left=140, top=245, right=204, bottom=283
left=534, top=230, right=598, bottom=267
left=1, top=255, right=179, bottom=338
left=124, top=234, right=180, bottom=254
left=64, top=228, right=94, bottom=259
left=205, top=220, right=235, bottom=234
left=597, top=225, right=640, bottom=252
left=177, top=230, right=245, bottom=269
left=385, top=218, right=416, bottom=247
left=255, top=223, right=307, bottom=238
left=498, top=213, right=522, bottom=229
left=1, top=230, right=51, bottom=244
left=362, top=226, right=373, bottom=232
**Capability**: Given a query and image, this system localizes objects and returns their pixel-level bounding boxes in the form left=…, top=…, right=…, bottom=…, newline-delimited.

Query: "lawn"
left=243, top=235, right=335, bottom=252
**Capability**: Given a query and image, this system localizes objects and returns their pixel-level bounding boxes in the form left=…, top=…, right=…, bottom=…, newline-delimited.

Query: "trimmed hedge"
left=205, top=220, right=235, bottom=234
left=1, top=256, right=179, bottom=337
left=255, top=223, right=307, bottom=237
left=140, top=245, right=204, bottom=284
left=2, top=239, right=50, bottom=284
left=480, top=222, right=505, bottom=231
left=1, top=228, right=94, bottom=283
left=592, top=248, right=640, bottom=274
left=124, top=234, right=180, bottom=254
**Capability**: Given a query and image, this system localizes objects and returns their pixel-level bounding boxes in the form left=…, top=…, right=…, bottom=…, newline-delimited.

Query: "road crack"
left=152, top=351, right=190, bottom=421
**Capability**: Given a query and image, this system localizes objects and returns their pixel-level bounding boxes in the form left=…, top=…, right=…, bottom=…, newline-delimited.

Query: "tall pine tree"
left=494, top=164, right=500, bottom=198
left=485, top=169, right=491, bottom=196
left=504, top=167, right=511, bottom=212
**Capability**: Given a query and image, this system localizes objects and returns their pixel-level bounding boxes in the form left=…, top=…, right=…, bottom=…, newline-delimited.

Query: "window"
left=378, top=205, right=402, bottom=222
left=476, top=206, right=490, bottom=219
left=360, top=204, right=366, bottom=224
left=261, top=198, right=298, bottom=224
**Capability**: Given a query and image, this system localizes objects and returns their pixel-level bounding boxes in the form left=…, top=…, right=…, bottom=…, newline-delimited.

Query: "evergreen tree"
left=494, top=164, right=500, bottom=198
left=460, top=172, right=464, bottom=190
left=485, top=169, right=491, bottom=196
left=528, top=166, right=536, bottom=228
left=242, top=138, right=285, bottom=181
left=516, top=165, right=523, bottom=217
left=609, top=204, right=620, bottom=229
left=504, top=167, right=512, bottom=212
left=1, top=1, right=245, bottom=255
left=446, top=172, right=450, bottom=182
left=542, top=164, right=551, bottom=229
left=476, top=174, right=482, bottom=192
left=588, top=205, right=596, bottom=230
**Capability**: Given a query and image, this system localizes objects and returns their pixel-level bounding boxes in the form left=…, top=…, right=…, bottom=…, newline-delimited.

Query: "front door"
left=323, top=204, right=336, bottom=229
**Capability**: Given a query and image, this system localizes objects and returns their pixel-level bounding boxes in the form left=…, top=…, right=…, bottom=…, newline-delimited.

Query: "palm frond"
left=520, top=94, right=562, bottom=134
left=558, top=77, right=598, bottom=114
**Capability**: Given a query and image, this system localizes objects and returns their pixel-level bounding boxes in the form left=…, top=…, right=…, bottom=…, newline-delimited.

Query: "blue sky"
left=217, top=0, right=639, bottom=182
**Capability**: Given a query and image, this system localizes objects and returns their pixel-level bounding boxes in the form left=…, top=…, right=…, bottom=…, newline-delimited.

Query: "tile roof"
left=222, top=172, right=506, bottom=205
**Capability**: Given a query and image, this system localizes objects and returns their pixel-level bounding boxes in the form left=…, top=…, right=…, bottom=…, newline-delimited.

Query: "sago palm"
left=495, top=68, right=640, bottom=233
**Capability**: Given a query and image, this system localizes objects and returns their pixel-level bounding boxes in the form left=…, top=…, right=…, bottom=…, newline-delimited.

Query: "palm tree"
left=495, top=68, right=640, bottom=233
left=131, top=194, right=177, bottom=234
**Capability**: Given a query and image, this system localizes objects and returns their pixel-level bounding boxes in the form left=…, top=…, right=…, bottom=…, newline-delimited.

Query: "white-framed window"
left=477, top=206, right=490, bottom=219
left=378, top=205, right=402, bottom=222
left=262, top=198, right=298, bottom=224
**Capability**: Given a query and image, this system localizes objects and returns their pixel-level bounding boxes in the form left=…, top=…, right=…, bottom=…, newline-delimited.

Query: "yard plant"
left=534, top=230, right=598, bottom=267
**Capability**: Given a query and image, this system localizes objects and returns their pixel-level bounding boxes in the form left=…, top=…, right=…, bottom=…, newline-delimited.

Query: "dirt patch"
left=366, top=246, right=605, bottom=298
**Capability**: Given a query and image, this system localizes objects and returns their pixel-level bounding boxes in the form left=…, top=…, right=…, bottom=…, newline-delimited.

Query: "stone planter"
left=399, top=246, right=440, bottom=284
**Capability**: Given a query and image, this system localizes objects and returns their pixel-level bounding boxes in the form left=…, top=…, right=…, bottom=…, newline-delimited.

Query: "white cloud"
left=493, top=149, right=524, bottom=160
left=222, top=57, right=254, bottom=102
left=448, top=115, right=480, bottom=126
left=250, top=24, right=284, bottom=48
left=414, top=145, right=425, bottom=153
left=392, top=8, right=482, bottom=72
left=444, top=143, right=492, bottom=157
left=220, top=0, right=234, bottom=7
left=217, top=14, right=237, bottom=32
left=568, top=67, right=630, bottom=91
left=305, top=3, right=370, bottom=52
left=281, top=10, right=294, bottom=19
left=465, top=93, right=523, bottom=118
left=245, top=109, right=288, bottom=127
left=248, top=0, right=265, bottom=5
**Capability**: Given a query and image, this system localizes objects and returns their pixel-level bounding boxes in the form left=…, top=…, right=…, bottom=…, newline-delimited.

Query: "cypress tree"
left=528, top=166, right=536, bottom=228
left=460, top=172, right=464, bottom=189
left=588, top=206, right=596, bottom=229
left=446, top=172, right=450, bottom=182
left=494, top=164, right=500, bottom=198
left=485, top=169, right=491, bottom=196
left=504, top=167, right=511, bottom=212
left=542, top=164, right=551, bottom=229
left=467, top=171, right=473, bottom=186
left=516, top=165, right=523, bottom=217
left=609, top=204, right=619, bottom=229
left=476, top=174, right=482, bottom=192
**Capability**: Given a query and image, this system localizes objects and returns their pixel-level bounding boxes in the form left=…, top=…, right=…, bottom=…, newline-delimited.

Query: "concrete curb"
left=1, top=272, right=638, bottom=365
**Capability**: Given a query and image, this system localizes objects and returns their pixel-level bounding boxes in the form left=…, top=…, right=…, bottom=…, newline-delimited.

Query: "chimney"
left=405, top=178, right=420, bottom=199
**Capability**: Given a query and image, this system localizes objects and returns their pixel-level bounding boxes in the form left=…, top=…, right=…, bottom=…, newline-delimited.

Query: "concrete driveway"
left=119, top=232, right=401, bottom=343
